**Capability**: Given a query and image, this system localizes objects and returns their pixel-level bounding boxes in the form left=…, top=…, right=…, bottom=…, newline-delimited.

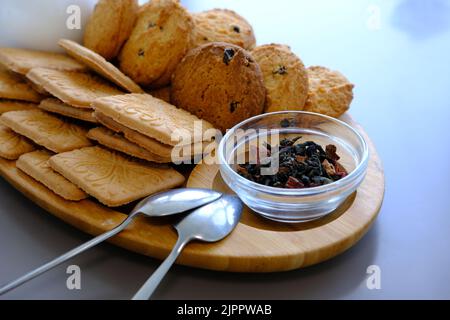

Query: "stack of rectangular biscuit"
left=0, top=41, right=215, bottom=207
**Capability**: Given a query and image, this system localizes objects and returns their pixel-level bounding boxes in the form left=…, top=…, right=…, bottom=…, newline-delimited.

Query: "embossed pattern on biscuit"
left=49, top=146, right=185, bottom=207
left=0, top=109, right=91, bottom=153
left=0, top=69, right=43, bottom=102
left=0, top=124, right=36, bottom=160
left=26, top=68, right=123, bottom=108
left=0, top=48, right=86, bottom=75
left=16, top=150, right=88, bottom=201
left=92, top=94, right=215, bottom=146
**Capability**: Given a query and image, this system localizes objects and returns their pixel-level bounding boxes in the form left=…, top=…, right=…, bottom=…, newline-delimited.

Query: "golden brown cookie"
left=0, top=48, right=86, bottom=75
left=92, top=93, right=215, bottom=146
left=0, top=99, right=37, bottom=115
left=118, top=0, right=194, bottom=87
left=0, top=124, right=35, bottom=160
left=49, top=146, right=185, bottom=207
left=17, top=150, right=88, bottom=201
left=26, top=68, right=123, bottom=108
left=0, top=109, right=92, bottom=153
left=252, top=44, right=308, bottom=113
left=192, top=9, right=256, bottom=50
left=83, top=0, right=138, bottom=60
left=59, top=39, right=143, bottom=93
left=171, top=42, right=266, bottom=132
left=0, top=69, right=43, bottom=102
left=38, top=98, right=97, bottom=123
left=304, top=66, right=354, bottom=118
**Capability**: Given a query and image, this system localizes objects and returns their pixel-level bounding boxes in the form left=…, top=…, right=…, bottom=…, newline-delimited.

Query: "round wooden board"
left=0, top=115, right=384, bottom=273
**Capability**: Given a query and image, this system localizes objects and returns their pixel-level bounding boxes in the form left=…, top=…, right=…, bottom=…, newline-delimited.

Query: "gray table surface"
left=1, top=0, right=449, bottom=300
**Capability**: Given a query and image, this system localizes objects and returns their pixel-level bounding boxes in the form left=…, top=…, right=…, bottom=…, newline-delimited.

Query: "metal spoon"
left=132, top=194, right=243, bottom=300
left=0, top=188, right=222, bottom=295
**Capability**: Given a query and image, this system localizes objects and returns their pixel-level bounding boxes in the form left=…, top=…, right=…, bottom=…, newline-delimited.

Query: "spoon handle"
left=0, top=213, right=137, bottom=295
left=132, top=236, right=189, bottom=300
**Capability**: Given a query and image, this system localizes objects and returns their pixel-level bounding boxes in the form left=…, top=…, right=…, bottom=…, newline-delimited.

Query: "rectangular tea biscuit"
left=26, top=78, right=49, bottom=95
left=58, top=39, right=143, bottom=94
left=0, top=99, right=37, bottom=114
left=95, top=111, right=214, bottom=161
left=87, top=127, right=171, bottom=163
left=92, top=94, right=215, bottom=146
left=0, top=109, right=92, bottom=153
left=0, top=69, right=43, bottom=102
left=17, top=150, right=88, bottom=201
left=26, top=68, right=123, bottom=108
left=39, top=98, right=97, bottom=123
left=94, top=111, right=173, bottom=157
left=0, top=48, right=86, bottom=75
left=0, top=124, right=35, bottom=160
left=49, top=146, right=185, bottom=207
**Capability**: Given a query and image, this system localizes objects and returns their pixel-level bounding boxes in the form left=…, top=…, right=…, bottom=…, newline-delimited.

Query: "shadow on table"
left=154, top=220, right=381, bottom=300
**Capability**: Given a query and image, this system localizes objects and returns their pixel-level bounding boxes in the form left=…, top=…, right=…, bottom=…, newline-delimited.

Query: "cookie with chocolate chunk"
left=171, top=42, right=265, bottom=132
left=119, top=0, right=194, bottom=87
left=83, top=0, right=138, bottom=60
left=252, top=44, right=308, bottom=113
left=193, top=9, right=256, bottom=50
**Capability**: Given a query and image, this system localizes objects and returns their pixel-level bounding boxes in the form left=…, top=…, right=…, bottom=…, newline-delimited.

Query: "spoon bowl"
left=132, top=194, right=243, bottom=300
left=132, top=188, right=222, bottom=217
left=175, top=195, right=243, bottom=242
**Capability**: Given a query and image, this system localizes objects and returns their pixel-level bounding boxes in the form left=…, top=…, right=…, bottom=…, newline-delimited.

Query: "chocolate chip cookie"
left=171, top=42, right=265, bottom=132
left=252, top=44, right=308, bottom=113
left=192, top=9, right=256, bottom=50
left=119, top=0, right=194, bottom=88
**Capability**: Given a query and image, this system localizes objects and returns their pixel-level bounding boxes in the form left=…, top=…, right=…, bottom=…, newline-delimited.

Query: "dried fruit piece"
left=223, top=48, right=235, bottom=65
left=322, top=159, right=336, bottom=176
left=326, top=144, right=340, bottom=161
left=286, top=176, right=304, bottom=188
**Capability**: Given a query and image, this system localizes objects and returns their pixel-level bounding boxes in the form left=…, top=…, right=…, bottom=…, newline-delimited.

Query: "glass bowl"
left=218, top=111, right=369, bottom=223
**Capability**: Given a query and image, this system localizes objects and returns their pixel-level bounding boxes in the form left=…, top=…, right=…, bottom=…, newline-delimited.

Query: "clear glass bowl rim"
left=218, top=111, right=369, bottom=196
